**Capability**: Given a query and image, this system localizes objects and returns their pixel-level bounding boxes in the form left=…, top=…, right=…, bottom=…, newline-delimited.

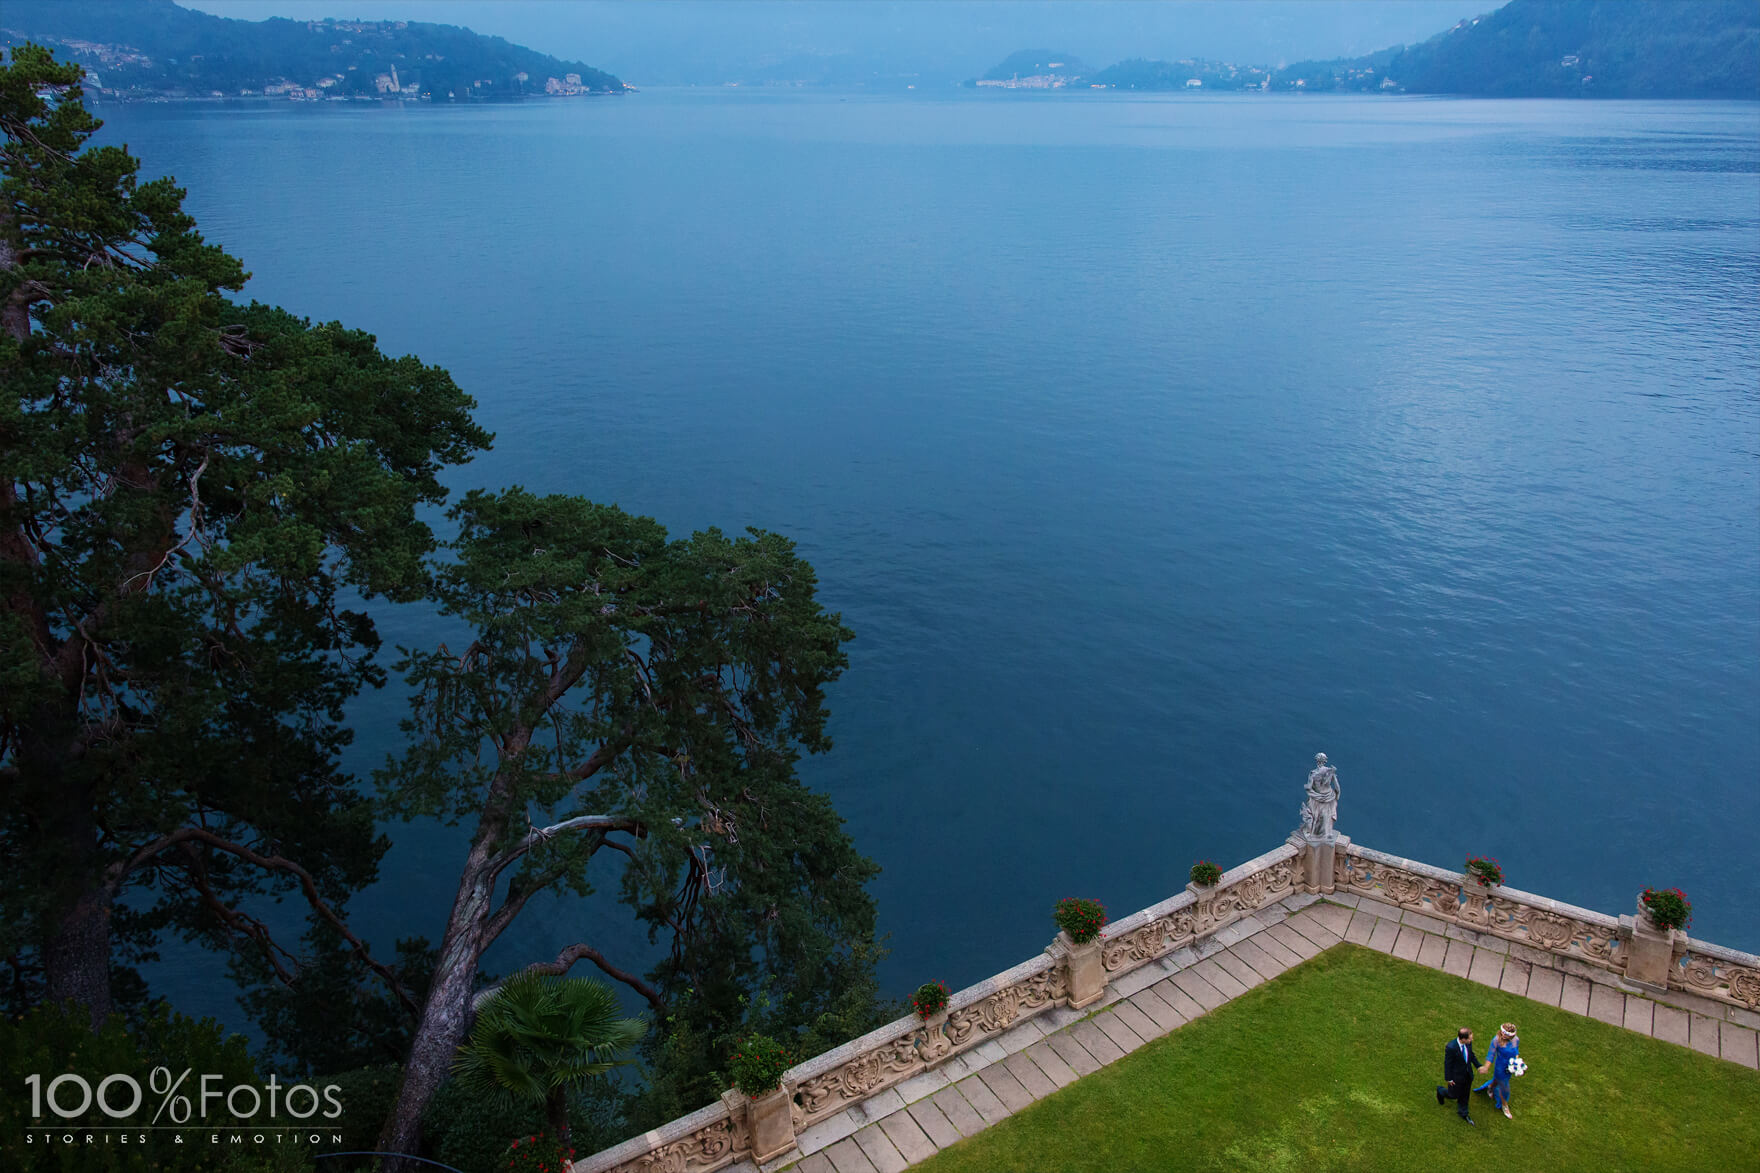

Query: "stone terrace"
left=750, top=892, right=1759, bottom=1173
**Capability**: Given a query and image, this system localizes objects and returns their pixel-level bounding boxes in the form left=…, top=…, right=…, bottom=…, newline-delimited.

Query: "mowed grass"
left=914, top=942, right=1760, bottom=1173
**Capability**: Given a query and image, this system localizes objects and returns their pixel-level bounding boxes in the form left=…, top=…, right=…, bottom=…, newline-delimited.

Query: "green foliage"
left=320, top=1064, right=403, bottom=1160
left=1053, top=898, right=1108, bottom=945
left=0, top=1002, right=294, bottom=1172
left=916, top=942, right=1760, bottom=1173
left=1274, top=0, right=1759, bottom=97
left=910, top=980, right=950, bottom=1020
left=1189, top=861, right=1223, bottom=887
left=501, top=1132, right=574, bottom=1173
left=725, top=1034, right=791, bottom=1098
left=1465, top=856, right=1504, bottom=887
left=1640, top=887, right=1692, bottom=931
left=232, top=927, right=437, bottom=1077
left=0, top=42, right=488, bottom=1022
left=380, top=486, right=888, bottom=1125
left=423, top=1076, right=543, bottom=1173
left=454, top=973, right=644, bottom=1136
left=0, top=0, right=624, bottom=99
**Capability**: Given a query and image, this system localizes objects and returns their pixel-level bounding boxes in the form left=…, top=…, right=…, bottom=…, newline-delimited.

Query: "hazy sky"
left=178, top=1, right=1488, bottom=83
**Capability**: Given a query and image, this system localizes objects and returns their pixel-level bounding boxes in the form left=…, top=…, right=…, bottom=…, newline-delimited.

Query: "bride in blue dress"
left=1474, top=1022, right=1520, bottom=1118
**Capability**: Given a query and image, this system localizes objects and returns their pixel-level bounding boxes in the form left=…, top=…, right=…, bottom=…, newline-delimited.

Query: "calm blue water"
left=95, top=90, right=1760, bottom=1025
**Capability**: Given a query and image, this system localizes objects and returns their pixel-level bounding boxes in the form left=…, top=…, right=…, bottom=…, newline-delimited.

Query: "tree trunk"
left=376, top=841, right=502, bottom=1166
left=545, top=1089, right=570, bottom=1148
left=27, top=715, right=112, bottom=1029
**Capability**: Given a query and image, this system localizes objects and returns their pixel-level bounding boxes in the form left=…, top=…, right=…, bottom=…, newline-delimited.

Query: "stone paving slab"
left=1128, top=985, right=1186, bottom=1033
left=1588, top=983, right=1627, bottom=1026
left=1266, top=921, right=1324, bottom=961
left=1068, top=1018, right=1127, bottom=1066
left=1230, top=936, right=1288, bottom=979
left=824, top=1136, right=877, bottom=1173
left=878, top=1112, right=937, bottom=1166
left=926, top=1085, right=983, bottom=1138
left=1722, top=1024, right=1759, bottom=1070
left=1211, top=949, right=1266, bottom=991
left=1190, top=957, right=1251, bottom=1001
left=852, top=1125, right=907, bottom=1173
left=1252, top=928, right=1310, bottom=969
left=1343, top=910, right=1379, bottom=946
left=1022, top=1039, right=1079, bottom=1088
left=906, top=1100, right=963, bottom=1150
left=1305, top=901, right=1355, bottom=937
left=976, top=1064, right=1035, bottom=1114
left=1467, top=947, right=1506, bottom=988
left=1109, top=997, right=1165, bottom=1043
left=1002, top=1049, right=1060, bottom=1099
left=1366, top=917, right=1402, bottom=954
left=1559, top=974, right=1592, bottom=1016
left=1045, top=1028, right=1102, bottom=1077
left=1526, top=966, right=1564, bottom=1007
left=776, top=902, right=1758, bottom=1172
left=1150, top=977, right=1207, bottom=1022
left=1688, top=1014, right=1721, bottom=1057
left=1169, top=969, right=1228, bottom=1013
left=1652, top=1003, right=1690, bottom=1047
left=1091, top=1007, right=1149, bottom=1053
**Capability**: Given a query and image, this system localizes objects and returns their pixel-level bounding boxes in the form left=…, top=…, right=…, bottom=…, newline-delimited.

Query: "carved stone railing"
left=574, top=841, right=1304, bottom=1173
left=1672, top=937, right=1760, bottom=1012
left=1334, top=844, right=1626, bottom=970
left=575, top=757, right=1758, bottom=1173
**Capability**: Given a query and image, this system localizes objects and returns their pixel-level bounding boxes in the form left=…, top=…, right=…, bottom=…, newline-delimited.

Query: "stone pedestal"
left=1057, top=930, right=1107, bottom=1009
left=1621, top=904, right=1681, bottom=993
left=1289, top=832, right=1349, bottom=894
left=1186, top=880, right=1220, bottom=900
left=735, top=1086, right=795, bottom=1165
left=913, top=1008, right=952, bottom=1064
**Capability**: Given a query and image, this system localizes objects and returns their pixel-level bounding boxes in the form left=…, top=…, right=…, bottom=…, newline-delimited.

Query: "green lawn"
left=914, top=943, right=1760, bottom=1173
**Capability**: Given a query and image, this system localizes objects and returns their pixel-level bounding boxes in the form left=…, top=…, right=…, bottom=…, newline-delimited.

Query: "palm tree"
left=453, top=972, right=646, bottom=1144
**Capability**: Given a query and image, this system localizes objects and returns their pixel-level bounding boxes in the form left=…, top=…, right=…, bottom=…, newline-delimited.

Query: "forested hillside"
left=0, top=0, right=624, bottom=98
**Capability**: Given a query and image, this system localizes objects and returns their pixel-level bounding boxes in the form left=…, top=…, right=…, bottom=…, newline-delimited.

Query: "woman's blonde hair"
left=1499, top=1022, right=1518, bottom=1037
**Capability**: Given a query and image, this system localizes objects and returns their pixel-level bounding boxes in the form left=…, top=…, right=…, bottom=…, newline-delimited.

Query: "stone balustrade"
left=574, top=757, right=1758, bottom=1173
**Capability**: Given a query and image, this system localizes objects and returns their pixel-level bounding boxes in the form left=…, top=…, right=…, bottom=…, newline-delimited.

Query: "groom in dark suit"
left=1435, top=1027, right=1478, bottom=1124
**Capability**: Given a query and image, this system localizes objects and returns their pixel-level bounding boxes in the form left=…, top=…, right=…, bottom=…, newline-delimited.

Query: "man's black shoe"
left=1436, top=1088, right=1446, bottom=1106
left=1460, top=1116, right=1476, bottom=1126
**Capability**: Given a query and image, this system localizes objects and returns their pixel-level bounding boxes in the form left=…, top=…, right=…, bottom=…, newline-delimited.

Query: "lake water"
left=95, top=90, right=1760, bottom=1024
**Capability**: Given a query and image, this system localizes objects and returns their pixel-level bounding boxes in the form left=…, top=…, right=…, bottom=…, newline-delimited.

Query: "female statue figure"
left=1300, top=753, right=1340, bottom=838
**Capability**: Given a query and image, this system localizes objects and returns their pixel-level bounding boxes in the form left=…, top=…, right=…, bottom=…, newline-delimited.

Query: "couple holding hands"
left=1436, top=1022, right=1523, bottom=1125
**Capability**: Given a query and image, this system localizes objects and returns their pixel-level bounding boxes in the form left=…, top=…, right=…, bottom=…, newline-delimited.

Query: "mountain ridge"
left=0, top=0, right=625, bottom=100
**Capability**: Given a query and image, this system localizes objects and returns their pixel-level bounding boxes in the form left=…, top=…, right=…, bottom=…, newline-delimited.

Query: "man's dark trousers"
left=1437, top=1038, right=1477, bottom=1121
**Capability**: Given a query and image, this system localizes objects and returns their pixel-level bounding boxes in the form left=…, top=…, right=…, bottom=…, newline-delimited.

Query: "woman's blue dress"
left=1474, top=1038, right=1519, bottom=1108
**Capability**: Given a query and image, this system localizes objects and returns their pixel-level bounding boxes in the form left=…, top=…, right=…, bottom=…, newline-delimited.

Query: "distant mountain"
left=980, top=1, right=1759, bottom=98
left=0, top=0, right=624, bottom=100
left=1279, top=0, right=1759, bottom=97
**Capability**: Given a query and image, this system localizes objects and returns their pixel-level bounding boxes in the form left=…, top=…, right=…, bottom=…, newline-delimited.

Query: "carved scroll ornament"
left=1675, top=952, right=1760, bottom=1010
left=1101, top=856, right=1300, bottom=973
left=1331, top=853, right=1622, bottom=965
left=608, top=1113, right=745, bottom=1173
left=788, top=965, right=1068, bottom=1130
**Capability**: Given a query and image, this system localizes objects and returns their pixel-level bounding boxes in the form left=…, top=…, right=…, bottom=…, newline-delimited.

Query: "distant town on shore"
left=3, top=0, right=1755, bottom=103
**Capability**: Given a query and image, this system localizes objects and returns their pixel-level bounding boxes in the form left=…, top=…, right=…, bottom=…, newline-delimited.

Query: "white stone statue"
left=1299, top=752, right=1340, bottom=839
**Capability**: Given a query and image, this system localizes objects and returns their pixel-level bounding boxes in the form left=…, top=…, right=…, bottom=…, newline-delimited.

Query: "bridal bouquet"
left=1508, top=1057, right=1528, bottom=1077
